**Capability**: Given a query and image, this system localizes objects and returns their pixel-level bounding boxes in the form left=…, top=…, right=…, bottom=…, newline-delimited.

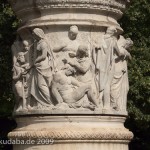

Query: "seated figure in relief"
left=51, top=64, right=98, bottom=110
left=64, top=45, right=100, bottom=108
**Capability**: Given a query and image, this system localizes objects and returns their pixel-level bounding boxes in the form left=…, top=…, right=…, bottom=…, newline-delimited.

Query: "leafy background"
left=0, top=0, right=150, bottom=149
left=119, top=0, right=150, bottom=149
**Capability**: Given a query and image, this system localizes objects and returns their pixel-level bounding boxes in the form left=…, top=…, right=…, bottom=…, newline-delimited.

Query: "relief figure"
left=53, top=25, right=80, bottom=64
left=31, top=28, right=55, bottom=108
left=12, top=52, right=30, bottom=111
left=93, top=26, right=124, bottom=111
left=51, top=65, right=98, bottom=110
left=65, top=45, right=99, bottom=108
left=11, top=36, right=22, bottom=65
left=111, top=36, right=133, bottom=111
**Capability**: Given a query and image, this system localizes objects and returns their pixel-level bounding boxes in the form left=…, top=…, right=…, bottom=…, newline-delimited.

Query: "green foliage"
left=0, top=1, right=18, bottom=149
left=0, top=0, right=19, bottom=117
left=119, top=0, right=150, bottom=149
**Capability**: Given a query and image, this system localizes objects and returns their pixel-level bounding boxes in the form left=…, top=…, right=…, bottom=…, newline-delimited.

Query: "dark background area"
left=0, top=0, right=150, bottom=149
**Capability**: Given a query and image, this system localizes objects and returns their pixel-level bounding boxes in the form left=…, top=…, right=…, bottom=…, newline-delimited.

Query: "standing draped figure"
left=31, top=28, right=55, bottom=108
left=93, top=26, right=124, bottom=111
left=111, top=36, right=133, bottom=112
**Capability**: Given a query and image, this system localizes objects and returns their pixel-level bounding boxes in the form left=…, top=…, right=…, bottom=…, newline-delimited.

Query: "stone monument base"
left=8, top=115, right=133, bottom=150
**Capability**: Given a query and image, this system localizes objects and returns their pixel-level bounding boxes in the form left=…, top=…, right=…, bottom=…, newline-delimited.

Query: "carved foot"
left=21, top=108, right=28, bottom=112
left=102, top=107, right=114, bottom=114
left=27, top=105, right=33, bottom=110
left=82, top=102, right=96, bottom=111
left=15, top=106, right=23, bottom=112
left=111, top=102, right=119, bottom=111
left=54, top=102, right=70, bottom=109
left=94, top=105, right=103, bottom=112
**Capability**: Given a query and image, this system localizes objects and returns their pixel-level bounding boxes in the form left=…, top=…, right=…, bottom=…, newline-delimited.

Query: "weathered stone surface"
left=9, top=0, right=133, bottom=149
left=9, top=0, right=129, bottom=32
left=8, top=116, right=133, bottom=150
left=12, top=24, right=133, bottom=115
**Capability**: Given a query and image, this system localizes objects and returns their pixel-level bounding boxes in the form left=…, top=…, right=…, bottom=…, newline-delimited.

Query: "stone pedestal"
left=8, top=116, right=133, bottom=150
left=8, top=0, right=133, bottom=149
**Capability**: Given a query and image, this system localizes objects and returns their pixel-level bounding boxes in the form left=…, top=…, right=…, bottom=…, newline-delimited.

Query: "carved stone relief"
left=12, top=25, right=133, bottom=115
left=12, top=44, right=31, bottom=111
left=111, top=35, right=133, bottom=112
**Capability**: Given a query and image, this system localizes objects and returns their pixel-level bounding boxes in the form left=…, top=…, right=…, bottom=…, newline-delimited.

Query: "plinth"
left=9, top=0, right=133, bottom=149
left=9, top=116, right=133, bottom=150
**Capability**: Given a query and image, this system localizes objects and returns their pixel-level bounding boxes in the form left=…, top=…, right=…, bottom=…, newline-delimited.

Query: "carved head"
left=68, top=25, right=78, bottom=40
left=62, top=64, right=75, bottom=76
left=23, top=40, right=30, bottom=51
left=17, top=52, right=25, bottom=64
left=76, top=45, right=89, bottom=58
left=32, top=28, right=45, bottom=41
left=124, top=38, right=133, bottom=50
left=106, top=26, right=117, bottom=36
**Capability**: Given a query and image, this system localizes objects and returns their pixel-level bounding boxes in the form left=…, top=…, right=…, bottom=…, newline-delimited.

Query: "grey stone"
left=8, top=0, right=133, bottom=149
